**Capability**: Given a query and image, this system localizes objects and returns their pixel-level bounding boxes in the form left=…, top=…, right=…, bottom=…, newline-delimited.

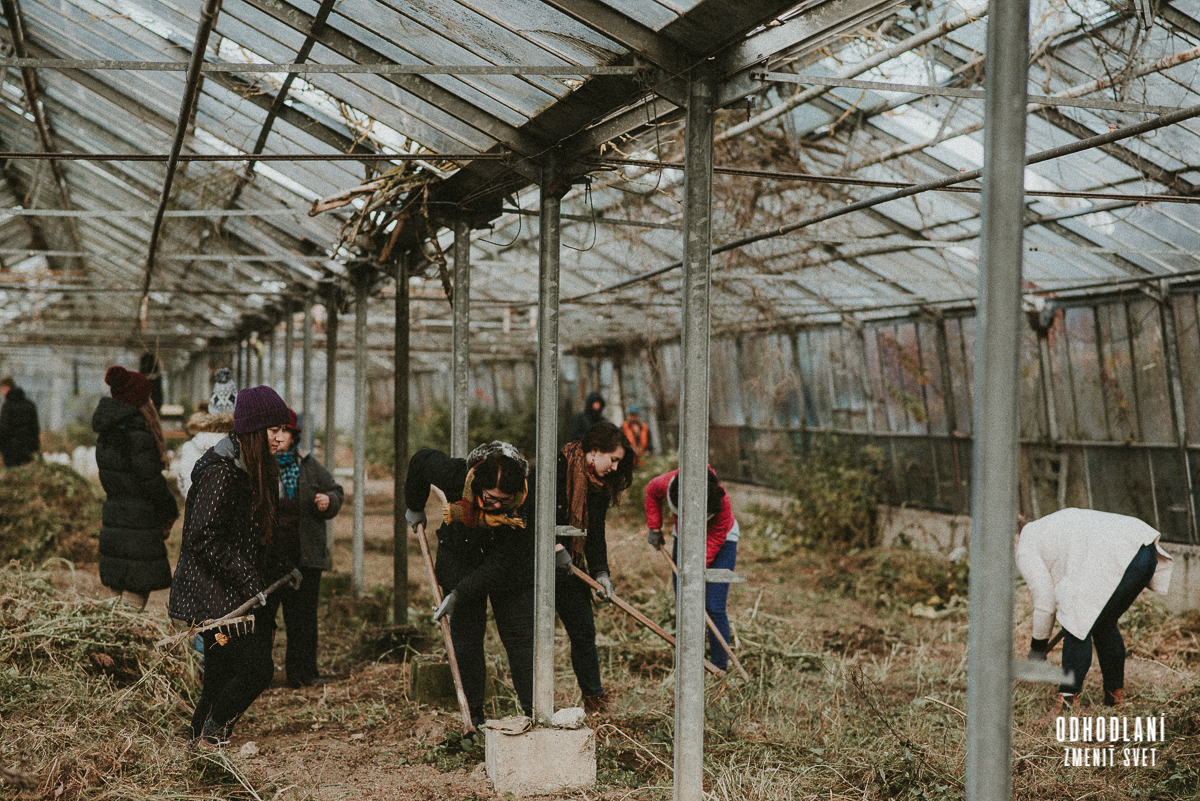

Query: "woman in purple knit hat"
left=169, top=385, right=296, bottom=748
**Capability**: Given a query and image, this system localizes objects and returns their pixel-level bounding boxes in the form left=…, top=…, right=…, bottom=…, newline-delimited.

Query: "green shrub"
left=748, top=436, right=884, bottom=552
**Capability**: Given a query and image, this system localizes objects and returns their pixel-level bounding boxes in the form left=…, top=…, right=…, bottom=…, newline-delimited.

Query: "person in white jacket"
left=1016, top=508, right=1173, bottom=711
left=177, top=368, right=237, bottom=498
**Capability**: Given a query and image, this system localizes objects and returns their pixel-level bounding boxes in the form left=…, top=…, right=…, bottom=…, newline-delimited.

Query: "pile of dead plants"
left=0, top=462, right=100, bottom=563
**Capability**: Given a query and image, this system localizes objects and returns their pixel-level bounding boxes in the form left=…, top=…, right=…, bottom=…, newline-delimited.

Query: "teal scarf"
left=276, top=447, right=300, bottom=499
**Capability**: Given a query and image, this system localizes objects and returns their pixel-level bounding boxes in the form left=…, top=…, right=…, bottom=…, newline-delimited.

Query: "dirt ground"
left=41, top=479, right=1200, bottom=800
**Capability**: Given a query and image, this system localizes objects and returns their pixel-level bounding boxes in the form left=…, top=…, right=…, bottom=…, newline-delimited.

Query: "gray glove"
left=647, top=529, right=664, bottom=549
left=405, top=508, right=426, bottom=532
left=595, top=572, right=614, bottom=601
left=288, top=568, right=303, bottom=589
left=255, top=591, right=269, bottom=608
left=555, top=547, right=573, bottom=578
left=433, top=590, right=457, bottom=622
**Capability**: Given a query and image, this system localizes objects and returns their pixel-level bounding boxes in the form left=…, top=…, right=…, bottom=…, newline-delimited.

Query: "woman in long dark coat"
left=94, top=366, right=178, bottom=609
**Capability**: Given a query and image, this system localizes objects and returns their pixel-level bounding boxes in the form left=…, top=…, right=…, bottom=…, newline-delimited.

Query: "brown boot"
left=1103, top=688, right=1124, bottom=707
left=583, top=693, right=611, bottom=715
left=1047, top=693, right=1078, bottom=720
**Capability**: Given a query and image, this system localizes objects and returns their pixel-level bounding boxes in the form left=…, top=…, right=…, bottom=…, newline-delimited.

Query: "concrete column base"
left=484, top=715, right=596, bottom=797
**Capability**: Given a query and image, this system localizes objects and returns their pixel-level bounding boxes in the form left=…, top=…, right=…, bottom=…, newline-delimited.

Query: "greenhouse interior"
left=3, top=0, right=1200, bottom=799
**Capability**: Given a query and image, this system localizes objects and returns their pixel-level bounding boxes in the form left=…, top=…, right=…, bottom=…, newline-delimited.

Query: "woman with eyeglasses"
left=404, top=441, right=534, bottom=728
left=542, top=420, right=634, bottom=715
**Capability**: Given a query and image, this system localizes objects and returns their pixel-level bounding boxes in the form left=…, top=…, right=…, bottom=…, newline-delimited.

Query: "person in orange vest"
left=621, top=406, right=650, bottom=466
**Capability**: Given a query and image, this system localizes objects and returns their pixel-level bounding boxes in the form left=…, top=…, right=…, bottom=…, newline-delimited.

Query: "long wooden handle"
left=570, top=564, right=723, bottom=676
left=657, top=545, right=750, bottom=680
left=416, top=524, right=476, bottom=734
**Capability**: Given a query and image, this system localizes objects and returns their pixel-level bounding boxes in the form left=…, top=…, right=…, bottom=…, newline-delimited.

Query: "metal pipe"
left=255, top=335, right=264, bottom=385
left=325, top=287, right=339, bottom=469
left=966, top=0, right=1030, bottom=796
left=1, top=58, right=644, bottom=76
left=303, top=294, right=315, bottom=452
left=714, top=0, right=990, bottom=143
left=533, top=157, right=564, bottom=725
left=284, top=309, right=294, bottom=406
left=451, top=220, right=471, bottom=458
left=0, top=151, right=508, bottom=163
left=561, top=100, right=1200, bottom=307
left=236, top=340, right=244, bottom=387
left=353, top=268, right=369, bottom=598
left=675, top=62, right=716, bottom=801
left=393, top=252, right=411, bottom=623
left=138, top=0, right=223, bottom=321
left=268, top=328, right=277, bottom=388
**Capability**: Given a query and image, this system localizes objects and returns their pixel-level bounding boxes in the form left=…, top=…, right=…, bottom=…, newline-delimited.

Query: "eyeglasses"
left=480, top=490, right=513, bottom=508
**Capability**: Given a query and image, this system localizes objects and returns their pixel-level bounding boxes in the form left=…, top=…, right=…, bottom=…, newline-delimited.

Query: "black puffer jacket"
left=405, top=448, right=533, bottom=603
left=169, top=435, right=293, bottom=623
left=92, top=396, right=178, bottom=594
left=0, top=386, right=40, bottom=467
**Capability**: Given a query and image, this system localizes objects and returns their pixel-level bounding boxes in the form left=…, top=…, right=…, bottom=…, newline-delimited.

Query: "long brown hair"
left=237, top=428, right=278, bottom=542
left=139, top=401, right=169, bottom=469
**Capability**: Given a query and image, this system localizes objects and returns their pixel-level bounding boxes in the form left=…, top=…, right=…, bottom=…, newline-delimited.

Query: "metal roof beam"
left=534, top=0, right=693, bottom=74
left=240, top=0, right=542, bottom=170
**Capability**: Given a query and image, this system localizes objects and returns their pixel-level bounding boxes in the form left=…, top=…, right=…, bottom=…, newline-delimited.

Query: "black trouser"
left=448, top=584, right=534, bottom=722
left=555, top=573, right=604, bottom=698
left=268, top=566, right=323, bottom=683
left=190, top=617, right=275, bottom=738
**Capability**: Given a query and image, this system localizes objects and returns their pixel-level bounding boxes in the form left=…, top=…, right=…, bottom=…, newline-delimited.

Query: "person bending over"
left=645, top=465, right=739, bottom=671
left=1017, top=508, right=1172, bottom=712
left=405, top=441, right=534, bottom=728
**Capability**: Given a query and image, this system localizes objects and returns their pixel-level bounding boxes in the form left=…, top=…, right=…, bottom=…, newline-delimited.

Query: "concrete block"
left=409, top=656, right=494, bottom=706
left=1161, top=543, right=1200, bottom=613
left=484, top=718, right=596, bottom=797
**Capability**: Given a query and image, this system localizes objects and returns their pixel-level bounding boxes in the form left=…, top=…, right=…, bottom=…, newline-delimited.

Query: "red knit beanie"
left=105, top=366, right=152, bottom=408
left=285, top=408, right=301, bottom=434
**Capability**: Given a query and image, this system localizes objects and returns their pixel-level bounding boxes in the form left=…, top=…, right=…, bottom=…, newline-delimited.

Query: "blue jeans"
left=1060, top=543, right=1156, bottom=696
left=673, top=537, right=739, bottom=671
left=556, top=573, right=605, bottom=698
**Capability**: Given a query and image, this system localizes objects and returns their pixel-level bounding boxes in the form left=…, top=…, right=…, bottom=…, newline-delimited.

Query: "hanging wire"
left=562, top=179, right=599, bottom=253
left=477, top=191, right=524, bottom=247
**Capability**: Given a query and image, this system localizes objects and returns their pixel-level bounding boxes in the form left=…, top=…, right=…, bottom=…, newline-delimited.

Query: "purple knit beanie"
left=233, top=385, right=289, bottom=434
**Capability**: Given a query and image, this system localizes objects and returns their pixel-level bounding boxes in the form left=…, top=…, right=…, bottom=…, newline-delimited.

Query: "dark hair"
left=471, top=452, right=527, bottom=498
left=0, top=376, right=13, bottom=390
left=237, top=429, right=279, bottom=542
left=668, top=469, right=726, bottom=517
left=581, top=420, right=634, bottom=499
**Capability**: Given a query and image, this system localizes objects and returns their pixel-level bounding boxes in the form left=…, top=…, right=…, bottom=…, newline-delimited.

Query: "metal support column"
left=533, top=158, right=564, bottom=724
left=675, top=62, right=715, bottom=801
left=1157, top=285, right=1199, bottom=543
left=451, top=220, right=471, bottom=457
left=236, top=339, right=245, bottom=387
left=393, top=252, right=411, bottom=623
left=325, top=287, right=340, bottom=469
left=255, top=335, right=264, bottom=385
left=966, top=0, right=1030, bottom=798
left=268, top=329, right=277, bottom=388
left=302, top=295, right=315, bottom=453
left=352, top=268, right=369, bottom=598
left=284, top=308, right=295, bottom=407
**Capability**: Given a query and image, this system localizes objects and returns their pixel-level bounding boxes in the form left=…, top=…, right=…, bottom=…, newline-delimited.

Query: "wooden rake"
left=656, top=544, right=750, bottom=680
left=155, top=570, right=301, bottom=650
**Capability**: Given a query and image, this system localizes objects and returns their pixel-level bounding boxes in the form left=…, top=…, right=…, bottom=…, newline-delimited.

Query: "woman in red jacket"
left=644, top=465, right=739, bottom=671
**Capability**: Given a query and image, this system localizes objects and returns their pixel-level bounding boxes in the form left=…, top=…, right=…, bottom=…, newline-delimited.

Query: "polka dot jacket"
left=168, top=436, right=291, bottom=623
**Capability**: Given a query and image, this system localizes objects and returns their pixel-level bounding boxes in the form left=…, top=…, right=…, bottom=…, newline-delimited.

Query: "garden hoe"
left=415, top=523, right=476, bottom=734
left=657, top=543, right=750, bottom=680
left=155, top=568, right=302, bottom=650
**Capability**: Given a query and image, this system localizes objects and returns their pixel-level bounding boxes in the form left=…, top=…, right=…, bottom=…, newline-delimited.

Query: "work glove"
left=433, top=590, right=457, bottom=622
left=646, top=529, right=664, bottom=549
left=555, top=546, right=573, bottom=578
left=1028, top=637, right=1050, bottom=661
left=405, top=508, right=426, bottom=532
left=255, top=591, right=269, bottom=608
left=288, top=568, right=303, bottom=589
left=595, top=572, right=614, bottom=601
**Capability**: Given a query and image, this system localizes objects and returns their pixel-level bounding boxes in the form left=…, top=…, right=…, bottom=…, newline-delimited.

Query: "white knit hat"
left=466, top=440, right=528, bottom=476
left=209, top=368, right=237, bottom=415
